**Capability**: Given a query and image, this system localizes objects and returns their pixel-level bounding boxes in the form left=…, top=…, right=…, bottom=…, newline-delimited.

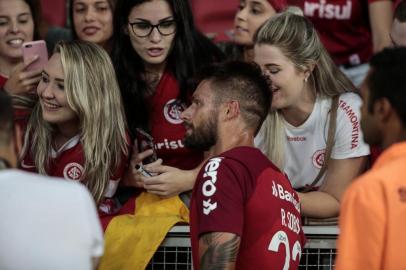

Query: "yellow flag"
left=99, top=192, right=189, bottom=270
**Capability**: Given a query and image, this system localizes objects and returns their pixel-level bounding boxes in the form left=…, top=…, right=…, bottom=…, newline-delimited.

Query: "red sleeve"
left=194, top=157, right=252, bottom=237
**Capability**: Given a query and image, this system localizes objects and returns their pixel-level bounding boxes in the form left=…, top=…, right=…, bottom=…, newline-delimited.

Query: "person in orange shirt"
left=335, top=47, right=406, bottom=270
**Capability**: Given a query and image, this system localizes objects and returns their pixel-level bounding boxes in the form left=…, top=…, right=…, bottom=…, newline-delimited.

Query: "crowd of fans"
left=0, top=0, right=405, bottom=269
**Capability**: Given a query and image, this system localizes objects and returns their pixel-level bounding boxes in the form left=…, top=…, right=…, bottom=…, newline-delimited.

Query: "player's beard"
left=184, top=113, right=218, bottom=152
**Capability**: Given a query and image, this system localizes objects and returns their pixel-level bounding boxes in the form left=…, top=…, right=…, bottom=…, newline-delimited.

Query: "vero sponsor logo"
left=201, top=157, right=223, bottom=215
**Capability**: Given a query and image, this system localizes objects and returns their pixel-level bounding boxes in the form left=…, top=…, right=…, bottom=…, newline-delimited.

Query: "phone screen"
left=135, top=128, right=158, bottom=164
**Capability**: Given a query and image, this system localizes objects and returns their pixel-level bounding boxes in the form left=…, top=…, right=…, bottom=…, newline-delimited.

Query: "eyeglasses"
left=129, top=20, right=177, bottom=37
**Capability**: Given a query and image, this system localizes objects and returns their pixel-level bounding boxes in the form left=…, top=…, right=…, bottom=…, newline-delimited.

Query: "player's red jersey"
left=190, top=147, right=306, bottom=270
left=288, top=0, right=383, bottom=66
left=148, top=71, right=203, bottom=170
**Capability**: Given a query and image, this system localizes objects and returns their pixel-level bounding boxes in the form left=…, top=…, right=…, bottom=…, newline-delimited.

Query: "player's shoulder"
left=222, top=146, right=271, bottom=162
left=200, top=147, right=283, bottom=188
left=209, top=146, right=275, bottom=171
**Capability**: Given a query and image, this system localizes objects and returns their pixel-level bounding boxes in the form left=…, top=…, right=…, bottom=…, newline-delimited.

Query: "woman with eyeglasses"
left=112, top=0, right=224, bottom=212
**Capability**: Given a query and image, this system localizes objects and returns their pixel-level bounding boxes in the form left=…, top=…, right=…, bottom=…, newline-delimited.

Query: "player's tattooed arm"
left=199, top=232, right=241, bottom=270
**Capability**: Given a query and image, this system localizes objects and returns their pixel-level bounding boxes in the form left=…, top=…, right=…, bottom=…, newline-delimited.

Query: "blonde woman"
left=20, top=41, right=129, bottom=215
left=254, top=11, right=370, bottom=218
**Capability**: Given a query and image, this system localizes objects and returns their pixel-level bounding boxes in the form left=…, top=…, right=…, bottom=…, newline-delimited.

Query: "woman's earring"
left=304, top=76, right=309, bottom=83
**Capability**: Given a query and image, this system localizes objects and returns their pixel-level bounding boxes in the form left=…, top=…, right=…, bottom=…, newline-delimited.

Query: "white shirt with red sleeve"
left=256, top=92, right=370, bottom=189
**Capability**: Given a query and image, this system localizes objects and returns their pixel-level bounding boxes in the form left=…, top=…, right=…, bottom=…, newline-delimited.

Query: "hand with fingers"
left=142, top=164, right=199, bottom=198
left=121, top=141, right=162, bottom=188
left=3, top=56, right=43, bottom=95
left=121, top=139, right=201, bottom=197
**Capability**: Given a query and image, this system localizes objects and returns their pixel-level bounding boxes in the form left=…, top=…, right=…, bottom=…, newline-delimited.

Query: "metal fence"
left=298, top=226, right=338, bottom=270
left=147, top=225, right=339, bottom=270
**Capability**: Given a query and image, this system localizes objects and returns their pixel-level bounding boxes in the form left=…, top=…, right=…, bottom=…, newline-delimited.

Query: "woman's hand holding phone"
left=4, top=40, right=47, bottom=95
left=3, top=56, right=42, bottom=95
left=121, top=141, right=162, bottom=188
left=121, top=137, right=198, bottom=197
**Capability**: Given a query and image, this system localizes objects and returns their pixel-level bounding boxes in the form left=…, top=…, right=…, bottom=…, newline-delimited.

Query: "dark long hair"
left=112, top=0, right=224, bottom=136
left=24, top=0, right=41, bottom=40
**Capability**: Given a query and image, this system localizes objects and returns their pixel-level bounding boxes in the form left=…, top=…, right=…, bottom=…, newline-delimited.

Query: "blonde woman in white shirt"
left=254, top=10, right=370, bottom=218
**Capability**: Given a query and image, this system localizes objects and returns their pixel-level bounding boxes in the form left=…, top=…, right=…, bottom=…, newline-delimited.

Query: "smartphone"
left=135, top=164, right=153, bottom=177
left=22, top=40, right=48, bottom=71
left=135, top=128, right=158, bottom=164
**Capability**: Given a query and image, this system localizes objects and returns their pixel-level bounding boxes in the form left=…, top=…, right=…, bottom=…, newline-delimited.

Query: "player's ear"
left=223, top=100, right=240, bottom=120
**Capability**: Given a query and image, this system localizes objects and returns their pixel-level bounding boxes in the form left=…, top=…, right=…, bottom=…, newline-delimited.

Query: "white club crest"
left=312, top=149, right=326, bottom=169
left=63, top=162, right=84, bottom=181
left=163, top=99, right=186, bottom=125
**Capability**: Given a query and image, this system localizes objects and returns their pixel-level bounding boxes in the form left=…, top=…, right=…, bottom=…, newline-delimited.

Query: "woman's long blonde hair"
left=23, top=41, right=128, bottom=204
left=254, top=9, right=356, bottom=169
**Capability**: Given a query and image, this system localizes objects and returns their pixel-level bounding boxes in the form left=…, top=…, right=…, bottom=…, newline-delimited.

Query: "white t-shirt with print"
left=256, top=92, right=370, bottom=189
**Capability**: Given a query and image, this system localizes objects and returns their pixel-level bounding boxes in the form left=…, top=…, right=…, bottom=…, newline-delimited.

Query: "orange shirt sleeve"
left=335, top=176, right=386, bottom=270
